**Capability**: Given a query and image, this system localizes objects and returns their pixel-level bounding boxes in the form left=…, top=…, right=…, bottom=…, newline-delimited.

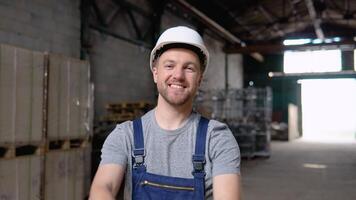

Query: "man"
left=90, top=26, right=241, bottom=200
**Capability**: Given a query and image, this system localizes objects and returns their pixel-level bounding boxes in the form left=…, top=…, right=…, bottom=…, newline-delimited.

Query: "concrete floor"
left=241, top=139, right=356, bottom=200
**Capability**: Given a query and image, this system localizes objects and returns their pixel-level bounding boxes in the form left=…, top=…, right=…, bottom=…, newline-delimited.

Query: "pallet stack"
left=95, top=101, right=153, bottom=135
left=0, top=45, right=45, bottom=199
left=45, top=54, right=92, bottom=200
left=0, top=44, right=93, bottom=200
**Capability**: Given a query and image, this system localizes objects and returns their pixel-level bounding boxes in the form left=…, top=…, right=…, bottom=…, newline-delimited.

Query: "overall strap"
left=192, top=116, right=209, bottom=176
left=132, top=118, right=145, bottom=169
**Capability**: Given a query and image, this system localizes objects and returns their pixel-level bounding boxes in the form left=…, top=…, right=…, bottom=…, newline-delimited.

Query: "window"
left=354, top=49, right=356, bottom=71
left=284, top=50, right=341, bottom=73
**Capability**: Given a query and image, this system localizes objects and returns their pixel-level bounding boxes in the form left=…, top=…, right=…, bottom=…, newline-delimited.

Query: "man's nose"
left=172, top=67, right=184, bottom=80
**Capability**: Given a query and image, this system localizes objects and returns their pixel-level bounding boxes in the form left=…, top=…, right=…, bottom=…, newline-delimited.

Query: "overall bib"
left=131, top=117, right=209, bottom=200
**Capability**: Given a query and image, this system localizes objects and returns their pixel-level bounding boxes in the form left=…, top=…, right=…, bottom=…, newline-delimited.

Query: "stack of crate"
left=0, top=44, right=93, bottom=200
left=45, top=54, right=92, bottom=200
left=95, top=101, right=153, bottom=134
left=105, top=102, right=153, bottom=122
left=0, top=45, right=45, bottom=199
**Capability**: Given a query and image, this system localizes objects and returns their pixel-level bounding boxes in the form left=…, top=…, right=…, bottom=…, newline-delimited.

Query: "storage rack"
left=195, top=87, right=272, bottom=158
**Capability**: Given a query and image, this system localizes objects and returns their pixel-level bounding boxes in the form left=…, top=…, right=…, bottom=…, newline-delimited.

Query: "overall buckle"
left=192, top=155, right=205, bottom=173
left=132, top=148, right=145, bottom=168
left=193, top=160, right=205, bottom=172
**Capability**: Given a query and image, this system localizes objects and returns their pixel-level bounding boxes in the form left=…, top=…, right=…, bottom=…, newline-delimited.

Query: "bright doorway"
left=284, top=49, right=356, bottom=142
left=300, top=79, right=356, bottom=142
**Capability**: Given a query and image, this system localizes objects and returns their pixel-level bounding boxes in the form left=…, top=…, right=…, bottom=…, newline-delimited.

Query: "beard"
left=157, top=83, right=195, bottom=106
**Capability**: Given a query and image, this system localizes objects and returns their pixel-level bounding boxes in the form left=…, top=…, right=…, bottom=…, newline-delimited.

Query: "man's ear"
left=197, top=74, right=203, bottom=86
left=152, top=66, right=158, bottom=83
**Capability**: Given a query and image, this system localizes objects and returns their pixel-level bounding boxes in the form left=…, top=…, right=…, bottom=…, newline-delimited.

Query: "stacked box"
left=0, top=156, right=43, bottom=200
left=0, top=44, right=93, bottom=200
left=47, top=54, right=91, bottom=140
left=0, top=44, right=44, bottom=145
left=45, top=147, right=91, bottom=200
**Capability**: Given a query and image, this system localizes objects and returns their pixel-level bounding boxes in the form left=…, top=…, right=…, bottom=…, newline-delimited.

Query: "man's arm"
left=89, top=164, right=125, bottom=200
left=213, top=174, right=241, bottom=200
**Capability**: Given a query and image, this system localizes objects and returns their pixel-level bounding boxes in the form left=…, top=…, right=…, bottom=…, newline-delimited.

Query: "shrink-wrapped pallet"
left=0, top=155, right=43, bottom=200
left=0, top=44, right=44, bottom=145
left=45, top=147, right=91, bottom=200
left=47, top=54, right=91, bottom=140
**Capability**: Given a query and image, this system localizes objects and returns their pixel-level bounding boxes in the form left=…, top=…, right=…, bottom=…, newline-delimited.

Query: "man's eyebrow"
left=185, top=61, right=198, bottom=65
left=161, top=60, right=175, bottom=64
left=161, top=59, right=199, bottom=67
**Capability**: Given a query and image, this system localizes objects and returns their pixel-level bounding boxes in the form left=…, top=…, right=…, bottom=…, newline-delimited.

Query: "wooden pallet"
left=106, top=101, right=152, bottom=110
left=0, top=143, right=45, bottom=159
left=105, top=106, right=145, bottom=114
left=47, top=138, right=90, bottom=151
left=100, top=113, right=135, bottom=123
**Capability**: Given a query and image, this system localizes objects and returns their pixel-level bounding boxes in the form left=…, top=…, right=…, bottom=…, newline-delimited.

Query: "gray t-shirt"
left=100, top=109, right=240, bottom=199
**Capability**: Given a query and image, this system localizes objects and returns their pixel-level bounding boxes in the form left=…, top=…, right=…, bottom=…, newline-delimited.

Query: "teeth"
left=170, top=84, right=183, bottom=89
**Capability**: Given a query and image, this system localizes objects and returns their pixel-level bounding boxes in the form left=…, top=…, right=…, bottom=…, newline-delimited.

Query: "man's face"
left=152, top=48, right=203, bottom=106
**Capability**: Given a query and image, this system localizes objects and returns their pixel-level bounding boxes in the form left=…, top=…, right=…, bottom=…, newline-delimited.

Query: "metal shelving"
left=195, top=87, right=272, bottom=158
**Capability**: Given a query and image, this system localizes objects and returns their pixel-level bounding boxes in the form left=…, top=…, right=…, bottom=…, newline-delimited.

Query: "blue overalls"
left=131, top=117, right=209, bottom=200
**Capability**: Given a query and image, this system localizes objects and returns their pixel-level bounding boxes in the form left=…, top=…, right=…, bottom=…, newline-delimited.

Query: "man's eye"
left=164, top=65, right=173, bottom=69
left=185, top=66, right=195, bottom=72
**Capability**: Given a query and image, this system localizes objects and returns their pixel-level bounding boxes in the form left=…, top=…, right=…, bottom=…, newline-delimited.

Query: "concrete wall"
left=0, top=0, right=81, bottom=58
left=227, top=54, right=244, bottom=89
left=201, top=36, right=244, bottom=90
left=202, top=34, right=227, bottom=90
left=90, top=30, right=155, bottom=118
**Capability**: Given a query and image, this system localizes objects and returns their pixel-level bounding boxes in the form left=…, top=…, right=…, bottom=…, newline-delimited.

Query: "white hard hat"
left=150, top=26, right=209, bottom=74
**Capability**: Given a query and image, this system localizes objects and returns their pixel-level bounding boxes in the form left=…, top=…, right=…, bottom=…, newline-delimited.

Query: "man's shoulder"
left=115, top=120, right=132, bottom=130
left=140, top=109, right=155, bottom=122
left=105, top=121, right=132, bottom=141
left=206, top=118, right=229, bottom=131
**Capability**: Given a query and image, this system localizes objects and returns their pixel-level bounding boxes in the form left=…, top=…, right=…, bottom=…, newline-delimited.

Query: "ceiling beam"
left=174, top=0, right=264, bottom=62
left=258, top=5, right=285, bottom=37
left=288, top=0, right=301, bottom=21
left=176, top=0, right=244, bottom=44
left=92, top=0, right=107, bottom=26
left=268, top=70, right=356, bottom=79
left=305, top=0, right=325, bottom=39
left=225, top=39, right=356, bottom=53
left=111, top=0, right=151, bottom=18
left=112, top=0, right=143, bottom=39
left=90, top=24, right=152, bottom=49
left=211, top=0, right=258, bottom=39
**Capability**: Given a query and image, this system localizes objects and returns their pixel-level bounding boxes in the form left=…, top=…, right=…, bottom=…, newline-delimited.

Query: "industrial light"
left=283, top=39, right=311, bottom=46
left=303, top=163, right=327, bottom=169
left=312, top=38, right=323, bottom=44
left=285, top=37, right=342, bottom=46
left=332, top=37, right=341, bottom=42
left=324, top=38, right=333, bottom=43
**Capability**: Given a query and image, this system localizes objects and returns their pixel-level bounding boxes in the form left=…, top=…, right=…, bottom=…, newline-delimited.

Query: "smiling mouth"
left=169, top=84, right=185, bottom=89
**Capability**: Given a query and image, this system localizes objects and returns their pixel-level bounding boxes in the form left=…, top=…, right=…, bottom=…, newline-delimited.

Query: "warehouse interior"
left=0, top=0, right=355, bottom=199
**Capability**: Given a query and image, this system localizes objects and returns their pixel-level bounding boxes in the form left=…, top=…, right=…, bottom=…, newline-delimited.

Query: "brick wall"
left=0, top=0, right=81, bottom=58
